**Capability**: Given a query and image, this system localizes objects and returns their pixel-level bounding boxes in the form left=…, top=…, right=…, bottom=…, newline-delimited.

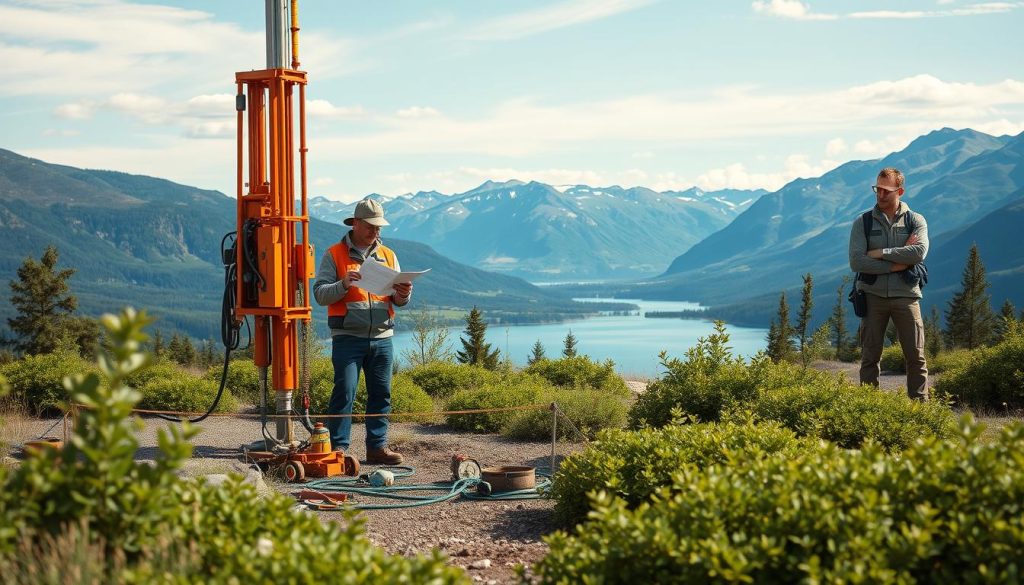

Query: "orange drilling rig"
left=228, top=0, right=356, bottom=481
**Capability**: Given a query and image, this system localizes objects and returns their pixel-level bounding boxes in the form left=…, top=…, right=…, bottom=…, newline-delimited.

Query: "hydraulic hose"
left=155, top=232, right=243, bottom=423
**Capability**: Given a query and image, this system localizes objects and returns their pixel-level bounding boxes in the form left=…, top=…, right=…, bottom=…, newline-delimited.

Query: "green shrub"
left=0, top=308, right=468, bottom=584
left=502, top=387, right=630, bottom=441
left=629, top=325, right=796, bottom=428
left=935, top=330, right=1024, bottom=410
left=306, top=361, right=435, bottom=421
left=724, top=380, right=957, bottom=451
left=537, top=419, right=1024, bottom=584
left=0, top=351, right=92, bottom=415
left=127, top=358, right=186, bottom=390
left=203, top=358, right=261, bottom=407
left=809, top=384, right=956, bottom=450
left=525, top=356, right=629, bottom=395
left=141, top=375, right=238, bottom=414
left=405, top=361, right=499, bottom=398
left=551, top=421, right=810, bottom=527
left=445, top=380, right=549, bottom=433
left=929, top=347, right=975, bottom=374
left=353, top=373, right=436, bottom=421
left=880, top=342, right=905, bottom=372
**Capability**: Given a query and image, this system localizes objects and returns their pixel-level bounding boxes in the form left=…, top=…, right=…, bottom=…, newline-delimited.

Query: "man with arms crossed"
left=313, top=198, right=412, bottom=464
left=848, top=167, right=929, bottom=400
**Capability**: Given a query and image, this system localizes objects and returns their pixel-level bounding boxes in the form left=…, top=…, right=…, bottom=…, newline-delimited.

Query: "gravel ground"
left=4, top=416, right=582, bottom=585
left=810, top=360, right=940, bottom=393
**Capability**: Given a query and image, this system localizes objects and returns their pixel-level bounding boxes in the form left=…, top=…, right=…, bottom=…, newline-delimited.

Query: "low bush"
left=307, top=364, right=435, bottom=421
left=629, top=327, right=835, bottom=428
left=445, top=380, right=549, bottom=433
left=404, top=361, right=499, bottom=399
left=879, top=342, right=905, bottom=372
left=204, top=359, right=261, bottom=407
left=0, top=351, right=93, bottom=415
left=525, top=356, right=629, bottom=396
left=140, top=375, right=239, bottom=414
left=127, top=358, right=186, bottom=390
left=929, top=347, right=975, bottom=374
left=809, top=384, right=957, bottom=450
left=536, top=419, right=1024, bottom=583
left=935, top=330, right=1024, bottom=410
left=725, top=381, right=957, bottom=451
left=353, top=374, right=436, bottom=421
left=0, top=308, right=468, bottom=584
left=502, top=387, right=630, bottom=441
left=551, top=421, right=810, bottom=527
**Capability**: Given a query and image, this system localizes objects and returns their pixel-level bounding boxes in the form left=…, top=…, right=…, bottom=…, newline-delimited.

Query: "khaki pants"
left=859, top=294, right=929, bottom=400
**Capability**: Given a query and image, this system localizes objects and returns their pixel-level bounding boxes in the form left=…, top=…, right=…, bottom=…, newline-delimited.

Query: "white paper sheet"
left=357, top=259, right=430, bottom=296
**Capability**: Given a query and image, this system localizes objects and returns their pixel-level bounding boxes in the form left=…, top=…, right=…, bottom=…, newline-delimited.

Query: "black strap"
left=857, top=211, right=877, bottom=285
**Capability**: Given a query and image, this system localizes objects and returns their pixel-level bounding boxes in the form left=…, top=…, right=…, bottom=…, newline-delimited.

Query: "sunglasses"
left=871, top=185, right=900, bottom=195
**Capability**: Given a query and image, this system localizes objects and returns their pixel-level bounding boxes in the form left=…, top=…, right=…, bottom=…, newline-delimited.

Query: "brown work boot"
left=365, top=446, right=404, bottom=465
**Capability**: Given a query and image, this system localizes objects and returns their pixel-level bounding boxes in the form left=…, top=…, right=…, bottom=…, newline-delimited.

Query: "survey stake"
left=358, top=259, right=430, bottom=296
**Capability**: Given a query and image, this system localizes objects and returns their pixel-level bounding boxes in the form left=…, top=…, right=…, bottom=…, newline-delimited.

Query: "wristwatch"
left=882, top=248, right=893, bottom=256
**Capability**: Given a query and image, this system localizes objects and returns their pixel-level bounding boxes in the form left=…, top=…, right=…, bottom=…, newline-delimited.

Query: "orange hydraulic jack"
left=234, top=0, right=356, bottom=482
left=247, top=423, right=360, bottom=483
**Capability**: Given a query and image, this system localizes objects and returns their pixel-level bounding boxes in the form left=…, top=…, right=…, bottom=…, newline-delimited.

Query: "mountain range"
left=593, top=127, right=1023, bottom=325
left=307, top=182, right=765, bottom=280
left=0, top=149, right=626, bottom=339
left=3, top=125, right=1021, bottom=339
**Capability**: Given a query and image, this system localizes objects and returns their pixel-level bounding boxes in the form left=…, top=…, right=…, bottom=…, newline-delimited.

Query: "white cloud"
left=0, top=1, right=354, bottom=97
left=185, top=120, right=234, bottom=139
left=311, top=75, right=1024, bottom=162
left=751, top=0, right=837, bottom=20
left=313, top=177, right=336, bottom=187
left=396, top=106, right=441, bottom=119
left=850, top=3, right=1018, bottom=19
left=307, top=99, right=365, bottom=119
left=54, top=102, right=94, bottom=120
left=753, top=0, right=1021, bottom=20
left=696, top=154, right=842, bottom=191
left=825, top=138, right=848, bottom=157
left=465, top=0, right=655, bottom=41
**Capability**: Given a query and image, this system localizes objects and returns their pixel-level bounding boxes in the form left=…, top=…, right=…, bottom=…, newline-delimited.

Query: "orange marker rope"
left=71, top=402, right=550, bottom=420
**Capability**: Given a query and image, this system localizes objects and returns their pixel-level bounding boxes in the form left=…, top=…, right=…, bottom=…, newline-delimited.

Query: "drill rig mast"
left=235, top=0, right=312, bottom=446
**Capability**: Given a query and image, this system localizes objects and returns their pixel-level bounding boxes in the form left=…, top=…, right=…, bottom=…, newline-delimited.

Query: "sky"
left=2, top=0, right=1023, bottom=202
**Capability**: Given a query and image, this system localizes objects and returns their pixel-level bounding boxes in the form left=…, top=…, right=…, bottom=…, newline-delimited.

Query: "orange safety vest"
left=326, top=241, right=397, bottom=322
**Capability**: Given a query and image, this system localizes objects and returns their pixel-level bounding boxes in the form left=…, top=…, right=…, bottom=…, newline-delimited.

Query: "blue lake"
left=391, top=298, right=768, bottom=378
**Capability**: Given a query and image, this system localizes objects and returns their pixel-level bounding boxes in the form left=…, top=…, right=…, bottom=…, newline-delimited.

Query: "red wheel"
left=343, top=454, right=360, bottom=476
left=284, top=460, right=306, bottom=483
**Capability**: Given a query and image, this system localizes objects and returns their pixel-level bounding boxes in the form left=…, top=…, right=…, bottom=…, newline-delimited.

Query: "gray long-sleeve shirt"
left=848, top=202, right=928, bottom=299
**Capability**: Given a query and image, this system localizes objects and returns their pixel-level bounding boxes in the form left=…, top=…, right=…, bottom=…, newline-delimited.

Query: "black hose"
left=155, top=232, right=242, bottom=424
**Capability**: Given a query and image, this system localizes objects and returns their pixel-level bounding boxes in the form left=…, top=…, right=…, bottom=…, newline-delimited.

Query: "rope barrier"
left=70, top=402, right=551, bottom=419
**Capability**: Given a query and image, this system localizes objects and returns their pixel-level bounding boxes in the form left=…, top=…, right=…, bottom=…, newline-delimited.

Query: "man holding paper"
left=312, top=198, right=411, bottom=465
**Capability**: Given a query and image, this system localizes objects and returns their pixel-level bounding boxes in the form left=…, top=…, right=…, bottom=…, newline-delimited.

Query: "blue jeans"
left=327, top=335, right=394, bottom=451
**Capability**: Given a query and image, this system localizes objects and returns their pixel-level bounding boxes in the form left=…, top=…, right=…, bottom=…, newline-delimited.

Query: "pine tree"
left=527, top=339, right=546, bottom=365
left=924, top=305, right=944, bottom=358
left=995, top=299, right=1019, bottom=343
left=945, top=244, right=996, bottom=349
left=766, top=292, right=794, bottom=362
left=456, top=306, right=499, bottom=369
left=200, top=338, right=218, bottom=367
left=562, top=330, right=578, bottom=358
left=152, top=329, right=165, bottom=357
left=7, top=245, right=82, bottom=355
left=795, top=274, right=814, bottom=366
left=831, top=277, right=854, bottom=362
left=167, top=333, right=197, bottom=366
